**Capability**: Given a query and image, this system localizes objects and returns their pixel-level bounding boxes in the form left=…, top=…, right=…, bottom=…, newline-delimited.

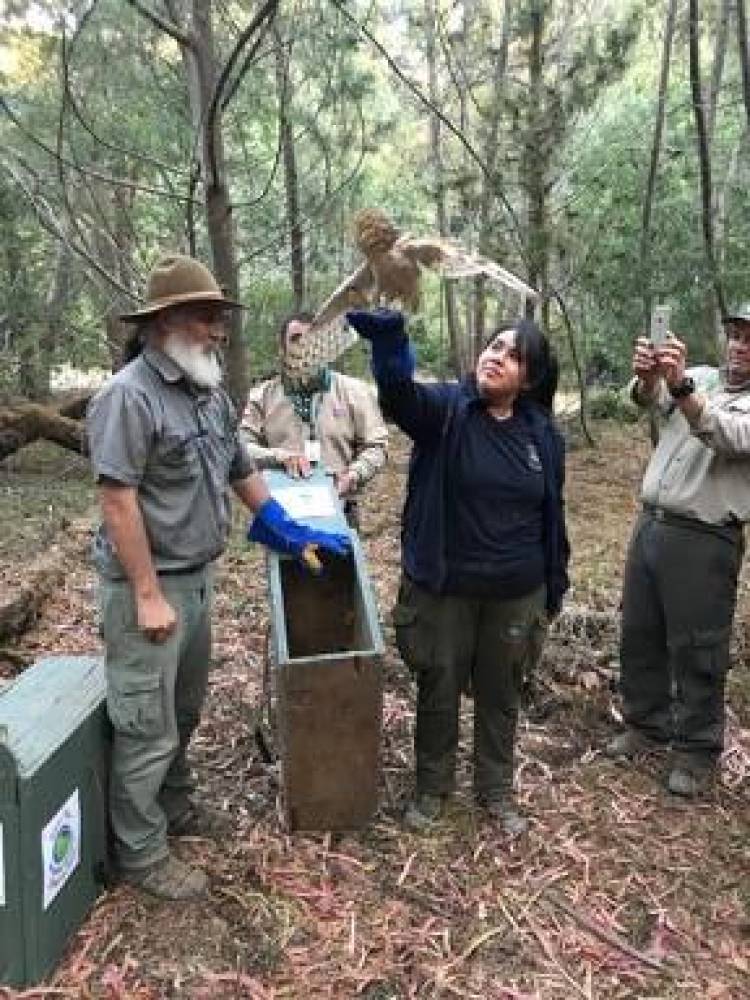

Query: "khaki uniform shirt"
left=632, top=366, right=750, bottom=525
left=241, top=371, right=388, bottom=489
left=87, top=347, right=255, bottom=578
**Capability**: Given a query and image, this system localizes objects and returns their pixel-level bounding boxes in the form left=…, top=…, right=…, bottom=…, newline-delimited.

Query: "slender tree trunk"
left=424, top=0, right=463, bottom=374
left=475, top=0, right=513, bottom=348
left=526, top=2, right=548, bottom=327
left=40, top=239, right=71, bottom=399
left=274, top=25, right=305, bottom=309
left=688, top=0, right=727, bottom=321
left=640, top=0, right=677, bottom=331
left=738, top=0, right=750, bottom=130
left=185, top=0, right=248, bottom=406
left=707, top=0, right=731, bottom=145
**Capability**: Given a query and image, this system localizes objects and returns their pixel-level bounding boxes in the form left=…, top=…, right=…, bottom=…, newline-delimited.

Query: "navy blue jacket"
left=375, top=347, right=570, bottom=615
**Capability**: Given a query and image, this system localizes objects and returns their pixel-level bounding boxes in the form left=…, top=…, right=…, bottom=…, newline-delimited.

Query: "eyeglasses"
left=177, top=304, right=234, bottom=325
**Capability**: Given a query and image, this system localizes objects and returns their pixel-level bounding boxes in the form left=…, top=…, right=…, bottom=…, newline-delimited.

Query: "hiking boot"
left=120, top=854, right=207, bottom=900
left=666, top=759, right=717, bottom=798
left=167, top=801, right=231, bottom=839
left=403, top=793, right=444, bottom=832
left=604, top=728, right=667, bottom=760
left=482, top=797, right=529, bottom=836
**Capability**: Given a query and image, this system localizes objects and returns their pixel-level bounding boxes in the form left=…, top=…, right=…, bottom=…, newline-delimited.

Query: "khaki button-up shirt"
left=241, top=371, right=388, bottom=488
left=632, top=365, right=750, bottom=525
left=87, top=347, right=255, bottom=578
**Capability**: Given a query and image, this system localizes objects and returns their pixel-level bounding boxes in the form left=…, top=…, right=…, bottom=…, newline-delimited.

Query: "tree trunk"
left=475, top=0, right=513, bottom=346
left=688, top=0, right=727, bottom=321
left=737, top=0, right=750, bottom=130
left=640, top=0, right=678, bottom=331
left=274, top=25, right=305, bottom=310
left=37, top=240, right=72, bottom=401
left=186, top=0, right=248, bottom=407
left=424, top=0, right=464, bottom=374
left=707, top=0, right=731, bottom=146
left=526, top=2, right=548, bottom=327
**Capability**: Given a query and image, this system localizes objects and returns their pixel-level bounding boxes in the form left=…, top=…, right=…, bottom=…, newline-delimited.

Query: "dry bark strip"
left=0, top=515, right=94, bottom=643
left=545, top=889, right=665, bottom=972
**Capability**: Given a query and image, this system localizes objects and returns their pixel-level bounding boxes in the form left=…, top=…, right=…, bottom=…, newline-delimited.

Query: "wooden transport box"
left=0, top=655, right=110, bottom=988
left=263, top=470, right=385, bottom=831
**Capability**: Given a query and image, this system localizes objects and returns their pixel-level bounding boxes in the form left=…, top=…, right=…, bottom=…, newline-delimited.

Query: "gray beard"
left=163, top=334, right=223, bottom=389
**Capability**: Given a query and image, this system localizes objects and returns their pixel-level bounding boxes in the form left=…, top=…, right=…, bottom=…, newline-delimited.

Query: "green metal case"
left=0, top=655, right=110, bottom=988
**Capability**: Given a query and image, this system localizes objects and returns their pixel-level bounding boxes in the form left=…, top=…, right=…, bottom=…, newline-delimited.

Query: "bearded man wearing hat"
left=605, top=306, right=750, bottom=798
left=87, top=255, right=350, bottom=900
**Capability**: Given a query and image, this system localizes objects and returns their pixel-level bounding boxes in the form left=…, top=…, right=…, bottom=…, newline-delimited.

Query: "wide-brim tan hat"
left=120, top=253, right=245, bottom=322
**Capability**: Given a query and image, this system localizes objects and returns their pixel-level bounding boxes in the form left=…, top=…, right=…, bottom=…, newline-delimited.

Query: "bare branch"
left=124, top=0, right=193, bottom=48
left=205, top=0, right=279, bottom=184
left=328, top=0, right=526, bottom=261
left=1, top=96, right=199, bottom=204
left=0, top=155, right=139, bottom=302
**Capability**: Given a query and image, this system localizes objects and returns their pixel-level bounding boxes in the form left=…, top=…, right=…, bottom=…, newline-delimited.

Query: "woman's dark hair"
left=278, top=310, right=315, bottom=347
left=485, top=318, right=559, bottom=411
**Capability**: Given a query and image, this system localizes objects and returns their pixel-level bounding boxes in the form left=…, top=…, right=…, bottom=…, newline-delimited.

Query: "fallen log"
left=0, top=402, right=86, bottom=462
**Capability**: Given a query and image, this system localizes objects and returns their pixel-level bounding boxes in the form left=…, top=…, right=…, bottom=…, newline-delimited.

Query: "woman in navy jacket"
left=346, top=309, right=569, bottom=833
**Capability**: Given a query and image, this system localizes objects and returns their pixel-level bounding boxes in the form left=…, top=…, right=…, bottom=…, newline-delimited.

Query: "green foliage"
left=2, top=0, right=750, bottom=403
left=586, top=387, right=639, bottom=423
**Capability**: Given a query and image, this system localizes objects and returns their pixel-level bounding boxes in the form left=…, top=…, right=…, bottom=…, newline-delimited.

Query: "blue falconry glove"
left=247, top=497, right=351, bottom=571
left=346, top=308, right=416, bottom=383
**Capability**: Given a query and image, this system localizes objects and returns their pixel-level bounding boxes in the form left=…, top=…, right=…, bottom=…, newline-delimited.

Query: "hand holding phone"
left=651, top=304, right=671, bottom=347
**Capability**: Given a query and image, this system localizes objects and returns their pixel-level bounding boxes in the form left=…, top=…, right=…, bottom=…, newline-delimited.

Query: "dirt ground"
left=0, top=420, right=748, bottom=999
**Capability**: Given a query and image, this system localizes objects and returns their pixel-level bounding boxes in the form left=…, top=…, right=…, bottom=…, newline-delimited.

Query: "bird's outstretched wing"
left=401, top=237, right=539, bottom=302
left=309, top=262, right=376, bottom=333
left=284, top=316, right=360, bottom=378
left=283, top=264, right=376, bottom=377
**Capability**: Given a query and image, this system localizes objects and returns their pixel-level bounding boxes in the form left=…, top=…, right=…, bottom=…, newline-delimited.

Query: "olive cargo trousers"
left=393, top=577, right=546, bottom=800
left=620, top=511, right=743, bottom=763
left=99, top=567, right=213, bottom=871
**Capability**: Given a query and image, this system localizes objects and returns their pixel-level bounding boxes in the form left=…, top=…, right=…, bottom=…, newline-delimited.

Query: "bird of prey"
left=283, top=209, right=539, bottom=378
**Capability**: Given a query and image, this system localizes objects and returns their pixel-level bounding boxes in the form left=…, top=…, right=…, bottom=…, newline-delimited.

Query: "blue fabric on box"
left=247, top=497, right=351, bottom=559
left=346, top=309, right=416, bottom=383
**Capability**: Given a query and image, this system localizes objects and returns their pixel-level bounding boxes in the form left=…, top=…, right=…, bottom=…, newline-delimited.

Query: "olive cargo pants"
left=620, top=511, right=743, bottom=762
left=393, top=577, right=546, bottom=800
left=99, top=567, right=213, bottom=871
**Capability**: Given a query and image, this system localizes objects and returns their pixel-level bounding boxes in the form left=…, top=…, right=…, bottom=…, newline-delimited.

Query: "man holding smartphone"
left=605, top=305, right=750, bottom=797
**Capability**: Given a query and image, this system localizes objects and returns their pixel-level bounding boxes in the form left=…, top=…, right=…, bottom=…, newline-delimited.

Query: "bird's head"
left=353, top=208, right=400, bottom=254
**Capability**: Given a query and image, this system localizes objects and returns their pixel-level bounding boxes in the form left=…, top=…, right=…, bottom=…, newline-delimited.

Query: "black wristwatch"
left=668, top=376, right=696, bottom=400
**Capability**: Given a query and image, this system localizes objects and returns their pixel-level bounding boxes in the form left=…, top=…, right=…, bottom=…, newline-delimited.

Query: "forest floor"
left=0, top=421, right=748, bottom=1000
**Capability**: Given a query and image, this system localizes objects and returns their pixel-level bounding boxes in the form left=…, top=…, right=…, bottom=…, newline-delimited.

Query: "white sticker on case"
left=42, top=789, right=81, bottom=910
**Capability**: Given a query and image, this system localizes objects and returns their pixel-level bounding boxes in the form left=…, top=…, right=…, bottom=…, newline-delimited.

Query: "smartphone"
left=651, top=304, right=671, bottom=347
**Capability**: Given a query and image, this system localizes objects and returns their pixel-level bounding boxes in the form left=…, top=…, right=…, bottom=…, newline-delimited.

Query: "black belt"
left=157, top=563, right=207, bottom=576
left=642, top=504, right=742, bottom=542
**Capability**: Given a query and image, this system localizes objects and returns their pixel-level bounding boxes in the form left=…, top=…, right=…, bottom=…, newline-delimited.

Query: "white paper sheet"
left=42, top=788, right=81, bottom=911
left=274, top=484, right=337, bottom=520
